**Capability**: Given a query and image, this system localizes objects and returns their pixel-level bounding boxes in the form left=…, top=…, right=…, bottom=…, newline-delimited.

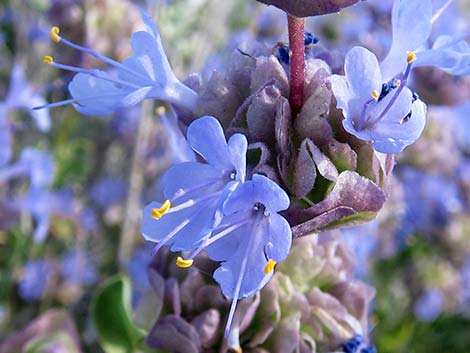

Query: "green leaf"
left=92, top=274, right=146, bottom=353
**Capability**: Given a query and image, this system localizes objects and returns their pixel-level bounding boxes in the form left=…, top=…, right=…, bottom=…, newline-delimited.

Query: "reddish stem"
left=287, top=14, right=305, bottom=116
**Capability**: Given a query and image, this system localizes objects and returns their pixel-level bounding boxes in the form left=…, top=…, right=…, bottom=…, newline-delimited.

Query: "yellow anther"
left=50, top=26, right=61, bottom=43
left=407, top=51, right=417, bottom=63
left=395, top=79, right=402, bottom=87
left=156, top=106, right=166, bottom=116
left=151, top=200, right=171, bottom=219
left=371, top=90, right=380, bottom=100
left=176, top=256, right=194, bottom=268
left=43, top=56, right=54, bottom=64
left=264, top=259, right=277, bottom=275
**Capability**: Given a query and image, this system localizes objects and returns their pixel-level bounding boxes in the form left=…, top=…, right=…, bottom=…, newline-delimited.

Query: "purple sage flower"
left=142, top=116, right=247, bottom=256
left=381, top=0, right=470, bottom=80
left=38, top=13, right=198, bottom=115
left=331, top=46, right=427, bottom=153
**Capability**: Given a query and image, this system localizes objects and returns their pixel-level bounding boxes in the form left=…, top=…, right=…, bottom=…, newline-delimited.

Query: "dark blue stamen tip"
left=401, top=90, right=420, bottom=124
left=379, top=78, right=400, bottom=101
left=342, top=335, right=364, bottom=353
left=274, top=43, right=290, bottom=64
left=304, top=32, right=319, bottom=46
left=360, top=345, right=377, bottom=353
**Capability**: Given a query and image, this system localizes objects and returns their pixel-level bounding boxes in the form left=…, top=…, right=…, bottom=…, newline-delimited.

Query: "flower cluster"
left=142, top=116, right=292, bottom=337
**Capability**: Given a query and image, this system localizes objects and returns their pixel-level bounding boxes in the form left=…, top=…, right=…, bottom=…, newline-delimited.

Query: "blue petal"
left=266, top=213, right=292, bottom=262
left=415, top=35, right=470, bottom=75
left=119, top=24, right=198, bottom=109
left=205, top=213, right=253, bottom=261
left=160, top=107, right=196, bottom=163
left=212, top=220, right=272, bottom=299
left=121, top=31, right=174, bottom=86
left=141, top=11, right=160, bottom=39
left=161, top=162, right=224, bottom=201
left=211, top=212, right=291, bottom=299
left=331, top=75, right=353, bottom=117
left=141, top=198, right=220, bottom=250
left=223, top=174, right=290, bottom=215
left=227, top=133, right=248, bottom=183
left=120, top=14, right=177, bottom=88
left=68, top=73, right=135, bottom=116
left=381, top=0, right=433, bottom=80
left=365, top=88, right=426, bottom=153
left=187, top=116, right=239, bottom=172
left=344, top=47, right=382, bottom=100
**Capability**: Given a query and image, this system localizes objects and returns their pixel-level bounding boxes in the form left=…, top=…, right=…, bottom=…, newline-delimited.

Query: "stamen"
left=151, top=218, right=191, bottom=257
left=224, top=213, right=263, bottom=339
left=263, top=259, right=277, bottom=274
left=50, top=26, right=61, bottom=43
left=367, top=54, right=415, bottom=128
left=49, top=28, right=150, bottom=82
left=432, top=0, right=455, bottom=24
left=175, top=256, right=194, bottom=268
left=371, top=90, right=379, bottom=100
left=170, top=179, right=225, bottom=202
left=33, top=92, right=129, bottom=110
left=358, top=97, right=376, bottom=131
left=407, top=51, right=417, bottom=64
left=151, top=200, right=171, bottom=219
left=43, top=56, right=54, bottom=64
left=186, top=220, right=249, bottom=261
left=166, top=189, right=226, bottom=215
left=149, top=201, right=212, bottom=258
left=45, top=60, right=141, bottom=89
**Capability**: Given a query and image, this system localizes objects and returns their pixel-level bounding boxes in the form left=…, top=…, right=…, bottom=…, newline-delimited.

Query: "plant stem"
left=118, top=99, right=154, bottom=269
left=287, top=14, right=305, bottom=116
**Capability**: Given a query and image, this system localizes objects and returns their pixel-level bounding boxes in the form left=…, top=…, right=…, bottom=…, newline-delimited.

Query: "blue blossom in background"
left=460, top=257, right=470, bottom=311
left=90, top=178, right=128, bottom=208
left=446, top=101, right=470, bottom=153
left=0, top=147, right=56, bottom=215
left=18, top=260, right=52, bottom=301
left=0, top=148, right=74, bottom=242
left=414, top=288, right=444, bottom=322
left=0, top=148, right=55, bottom=188
left=142, top=116, right=247, bottom=256
left=331, top=46, right=427, bottom=153
left=60, top=251, right=97, bottom=286
left=14, top=187, right=75, bottom=242
left=381, top=0, right=470, bottom=79
left=0, top=65, right=50, bottom=165
left=127, top=246, right=154, bottom=307
left=397, top=167, right=463, bottom=243
left=341, top=221, right=379, bottom=278
left=39, top=13, right=198, bottom=115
